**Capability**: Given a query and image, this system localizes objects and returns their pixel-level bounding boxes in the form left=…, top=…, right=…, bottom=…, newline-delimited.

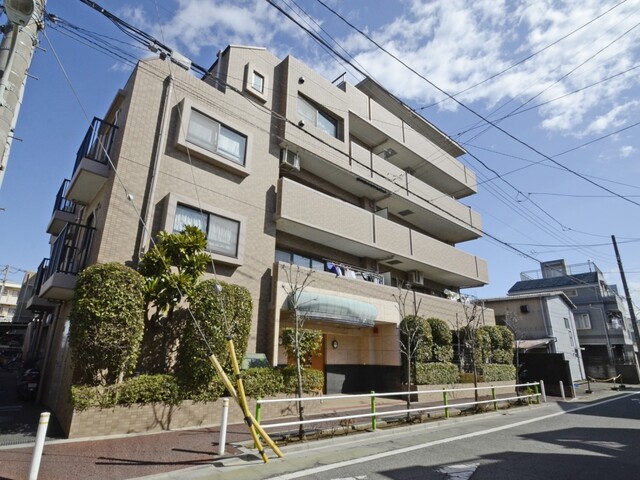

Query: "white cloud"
left=620, top=145, right=636, bottom=158
left=119, top=0, right=640, bottom=139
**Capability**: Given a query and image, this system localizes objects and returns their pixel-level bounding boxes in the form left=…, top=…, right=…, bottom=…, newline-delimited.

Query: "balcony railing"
left=73, top=117, right=117, bottom=174
left=52, top=179, right=77, bottom=215
left=44, top=223, right=95, bottom=281
left=33, top=258, right=50, bottom=297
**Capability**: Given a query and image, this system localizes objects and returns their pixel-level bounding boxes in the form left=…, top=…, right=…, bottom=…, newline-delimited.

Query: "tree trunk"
left=294, top=314, right=305, bottom=440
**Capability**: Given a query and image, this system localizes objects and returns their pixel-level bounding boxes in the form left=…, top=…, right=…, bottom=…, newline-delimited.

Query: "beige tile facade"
left=33, top=45, right=494, bottom=434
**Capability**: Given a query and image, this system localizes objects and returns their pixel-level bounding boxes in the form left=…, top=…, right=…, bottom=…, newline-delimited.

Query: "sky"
left=0, top=0, right=639, bottom=312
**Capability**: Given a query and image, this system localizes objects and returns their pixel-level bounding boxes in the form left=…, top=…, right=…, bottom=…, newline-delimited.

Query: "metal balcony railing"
left=32, top=258, right=50, bottom=297
left=73, top=117, right=118, bottom=174
left=51, top=179, right=77, bottom=215
left=44, top=223, right=95, bottom=281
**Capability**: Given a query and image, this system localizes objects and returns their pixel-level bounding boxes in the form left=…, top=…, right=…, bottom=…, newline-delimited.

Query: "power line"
left=311, top=0, right=640, bottom=209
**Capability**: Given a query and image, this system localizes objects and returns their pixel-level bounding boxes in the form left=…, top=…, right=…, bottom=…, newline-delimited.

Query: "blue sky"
left=0, top=0, right=639, bottom=310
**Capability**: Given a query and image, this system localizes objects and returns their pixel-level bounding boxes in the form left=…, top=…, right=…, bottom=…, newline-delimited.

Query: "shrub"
left=483, top=363, right=516, bottom=382
left=458, top=372, right=482, bottom=384
left=69, top=374, right=225, bottom=410
left=118, top=374, right=181, bottom=405
left=400, top=315, right=433, bottom=362
left=415, top=362, right=459, bottom=385
left=69, top=263, right=146, bottom=385
left=281, top=366, right=324, bottom=394
left=427, top=318, right=453, bottom=362
left=174, top=280, right=252, bottom=396
left=281, top=328, right=322, bottom=367
left=242, top=368, right=284, bottom=398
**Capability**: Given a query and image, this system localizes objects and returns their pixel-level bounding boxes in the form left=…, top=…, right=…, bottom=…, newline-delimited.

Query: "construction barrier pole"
left=208, top=353, right=283, bottom=459
left=370, top=391, right=377, bottom=431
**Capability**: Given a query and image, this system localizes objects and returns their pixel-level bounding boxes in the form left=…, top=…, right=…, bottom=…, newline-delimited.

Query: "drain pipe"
left=139, top=72, right=173, bottom=257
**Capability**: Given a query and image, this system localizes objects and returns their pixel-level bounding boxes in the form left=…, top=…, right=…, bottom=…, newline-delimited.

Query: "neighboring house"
left=25, top=45, right=493, bottom=432
left=0, top=279, right=20, bottom=323
left=484, top=292, right=585, bottom=383
left=508, top=259, right=640, bottom=383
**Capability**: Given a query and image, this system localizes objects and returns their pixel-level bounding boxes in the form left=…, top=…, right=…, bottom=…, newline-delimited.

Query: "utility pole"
left=611, top=235, right=640, bottom=348
left=0, top=0, right=45, bottom=190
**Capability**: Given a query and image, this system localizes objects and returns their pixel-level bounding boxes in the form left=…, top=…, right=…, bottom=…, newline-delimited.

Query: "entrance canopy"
left=287, top=291, right=378, bottom=328
left=516, top=338, right=555, bottom=351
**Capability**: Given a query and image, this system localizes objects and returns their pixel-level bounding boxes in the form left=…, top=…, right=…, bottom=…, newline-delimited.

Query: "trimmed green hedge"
left=482, top=363, right=516, bottom=382
left=281, top=366, right=324, bottom=394
left=70, top=373, right=225, bottom=410
left=242, top=367, right=284, bottom=398
left=415, top=362, right=459, bottom=385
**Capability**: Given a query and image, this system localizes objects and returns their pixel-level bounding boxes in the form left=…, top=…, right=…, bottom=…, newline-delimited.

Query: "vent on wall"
left=408, top=270, right=424, bottom=285
left=520, top=305, right=530, bottom=313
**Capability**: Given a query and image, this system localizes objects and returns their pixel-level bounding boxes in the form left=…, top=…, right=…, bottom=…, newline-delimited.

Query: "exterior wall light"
left=331, top=339, right=339, bottom=349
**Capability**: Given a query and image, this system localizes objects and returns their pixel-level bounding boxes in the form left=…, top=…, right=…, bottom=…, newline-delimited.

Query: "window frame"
left=297, top=95, right=339, bottom=138
left=251, top=71, right=265, bottom=93
left=575, top=313, right=592, bottom=330
left=163, top=193, right=246, bottom=266
left=176, top=98, right=251, bottom=177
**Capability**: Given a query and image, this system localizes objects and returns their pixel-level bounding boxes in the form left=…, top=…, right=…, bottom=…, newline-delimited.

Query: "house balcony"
left=66, top=117, right=117, bottom=205
left=47, top=179, right=77, bottom=235
left=275, top=177, right=488, bottom=288
left=39, top=223, right=95, bottom=301
left=26, top=258, right=56, bottom=311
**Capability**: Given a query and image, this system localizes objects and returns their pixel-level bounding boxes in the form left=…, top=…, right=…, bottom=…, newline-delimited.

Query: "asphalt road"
left=158, top=387, right=640, bottom=480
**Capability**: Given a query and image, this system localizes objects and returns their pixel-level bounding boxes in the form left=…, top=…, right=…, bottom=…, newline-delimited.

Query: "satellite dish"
left=5, top=0, right=35, bottom=26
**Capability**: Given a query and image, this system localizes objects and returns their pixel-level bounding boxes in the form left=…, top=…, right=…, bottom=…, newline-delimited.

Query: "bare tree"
left=460, top=295, right=483, bottom=404
left=393, top=284, right=424, bottom=422
left=503, top=311, right=525, bottom=390
left=281, top=264, right=317, bottom=440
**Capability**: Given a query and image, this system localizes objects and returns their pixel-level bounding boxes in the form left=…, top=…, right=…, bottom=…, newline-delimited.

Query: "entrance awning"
left=516, top=338, right=555, bottom=351
left=286, top=291, right=378, bottom=327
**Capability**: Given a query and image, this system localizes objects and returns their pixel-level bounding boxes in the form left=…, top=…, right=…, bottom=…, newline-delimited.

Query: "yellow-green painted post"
left=534, top=383, right=540, bottom=404
left=491, top=386, right=498, bottom=411
left=256, top=398, right=262, bottom=423
left=443, top=390, right=449, bottom=419
left=371, top=391, right=377, bottom=431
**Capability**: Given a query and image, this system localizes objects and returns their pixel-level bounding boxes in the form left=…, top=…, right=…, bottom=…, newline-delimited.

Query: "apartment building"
left=509, top=259, right=640, bottom=382
left=26, top=45, right=492, bottom=423
left=0, top=279, right=20, bottom=323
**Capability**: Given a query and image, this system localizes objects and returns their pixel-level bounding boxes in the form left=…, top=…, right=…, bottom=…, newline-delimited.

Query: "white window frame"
left=243, top=63, right=268, bottom=103
left=251, top=71, right=265, bottom=93
left=575, top=313, right=591, bottom=330
left=176, top=99, right=251, bottom=177
left=298, top=96, right=339, bottom=138
left=163, top=193, right=246, bottom=266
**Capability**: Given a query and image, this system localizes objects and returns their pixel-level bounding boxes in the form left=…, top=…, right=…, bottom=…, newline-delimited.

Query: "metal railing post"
left=28, top=412, right=50, bottom=480
left=370, top=391, right=377, bottom=431
left=255, top=397, right=262, bottom=424
left=218, top=398, right=230, bottom=456
left=534, top=383, right=540, bottom=404
left=491, top=386, right=497, bottom=411
left=443, top=390, right=449, bottom=419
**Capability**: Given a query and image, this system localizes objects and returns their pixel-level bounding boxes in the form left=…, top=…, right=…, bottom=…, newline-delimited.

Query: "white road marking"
left=272, top=392, right=640, bottom=479
left=437, top=463, right=479, bottom=479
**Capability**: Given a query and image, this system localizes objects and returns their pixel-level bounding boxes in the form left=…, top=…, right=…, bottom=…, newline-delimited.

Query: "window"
left=251, top=71, right=264, bottom=93
left=297, top=96, right=338, bottom=138
left=276, top=249, right=324, bottom=271
left=575, top=313, right=591, bottom=330
left=174, top=204, right=240, bottom=258
left=564, top=317, right=570, bottom=329
left=187, top=109, right=247, bottom=165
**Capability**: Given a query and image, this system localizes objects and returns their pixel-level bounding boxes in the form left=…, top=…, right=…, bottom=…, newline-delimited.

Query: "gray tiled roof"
left=508, top=272, right=598, bottom=294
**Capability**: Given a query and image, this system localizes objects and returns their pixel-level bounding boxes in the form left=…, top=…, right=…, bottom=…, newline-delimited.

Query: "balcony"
left=47, top=179, right=77, bottom=235
left=26, top=258, right=56, bottom=311
left=66, top=118, right=117, bottom=205
left=275, top=178, right=488, bottom=288
left=39, top=223, right=95, bottom=301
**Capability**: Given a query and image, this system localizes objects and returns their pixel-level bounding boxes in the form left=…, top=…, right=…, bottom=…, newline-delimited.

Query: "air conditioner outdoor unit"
left=408, top=270, right=424, bottom=285
left=279, top=148, right=300, bottom=171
